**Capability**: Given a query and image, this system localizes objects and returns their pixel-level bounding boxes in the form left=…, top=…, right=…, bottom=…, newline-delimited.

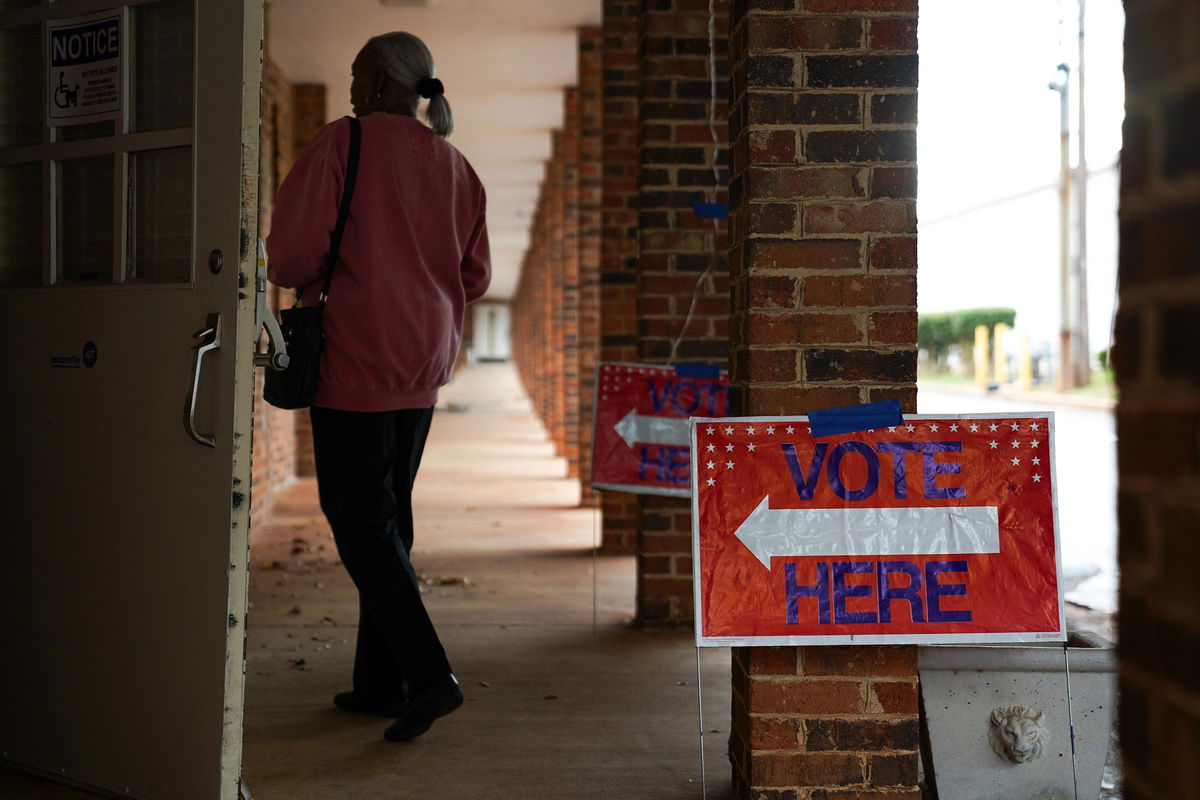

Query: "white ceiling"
left=267, top=0, right=603, bottom=300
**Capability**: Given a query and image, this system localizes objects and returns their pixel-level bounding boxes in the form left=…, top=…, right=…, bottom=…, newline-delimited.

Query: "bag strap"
left=294, top=115, right=362, bottom=308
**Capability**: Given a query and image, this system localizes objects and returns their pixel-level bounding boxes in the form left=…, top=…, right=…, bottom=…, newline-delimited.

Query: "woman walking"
left=267, top=31, right=490, bottom=742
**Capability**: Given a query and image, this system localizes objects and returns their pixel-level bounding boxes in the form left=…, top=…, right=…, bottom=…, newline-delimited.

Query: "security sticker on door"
left=47, top=11, right=122, bottom=126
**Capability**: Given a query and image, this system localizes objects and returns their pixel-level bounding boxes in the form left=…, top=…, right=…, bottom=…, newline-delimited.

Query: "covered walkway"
left=0, top=362, right=732, bottom=799
left=239, top=362, right=733, bottom=799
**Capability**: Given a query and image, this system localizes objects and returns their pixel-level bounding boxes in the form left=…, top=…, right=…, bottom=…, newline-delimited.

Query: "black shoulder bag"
left=264, top=115, right=362, bottom=410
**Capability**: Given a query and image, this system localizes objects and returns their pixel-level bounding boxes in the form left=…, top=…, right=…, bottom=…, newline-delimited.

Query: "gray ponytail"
left=362, top=32, right=454, bottom=137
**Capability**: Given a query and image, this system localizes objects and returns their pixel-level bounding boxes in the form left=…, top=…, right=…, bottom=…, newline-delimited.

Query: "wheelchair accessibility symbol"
left=47, top=12, right=121, bottom=124
left=53, top=72, right=80, bottom=110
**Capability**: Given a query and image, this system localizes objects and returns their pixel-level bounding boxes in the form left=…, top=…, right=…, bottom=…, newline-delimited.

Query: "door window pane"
left=0, top=162, right=42, bottom=285
left=58, top=120, right=118, bottom=142
left=133, top=0, right=194, bottom=132
left=0, top=25, right=41, bottom=147
left=127, top=147, right=192, bottom=281
left=57, top=156, right=114, bottom=283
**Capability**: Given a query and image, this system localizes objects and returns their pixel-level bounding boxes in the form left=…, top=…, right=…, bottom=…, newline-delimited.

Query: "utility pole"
left=1050, top=63, right=1073, bottom=391
left=1073, top=0, right=1092, bottom=387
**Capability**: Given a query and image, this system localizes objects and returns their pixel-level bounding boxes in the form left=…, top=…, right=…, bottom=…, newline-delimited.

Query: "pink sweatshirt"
left=267, top=113, right=491, bottom=412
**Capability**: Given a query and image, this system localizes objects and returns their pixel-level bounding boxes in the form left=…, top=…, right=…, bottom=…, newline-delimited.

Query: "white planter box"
left=918, top=631, right=1116, bottom=800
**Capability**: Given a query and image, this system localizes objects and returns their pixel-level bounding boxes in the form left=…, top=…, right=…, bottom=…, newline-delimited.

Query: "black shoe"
left=333, top=690, right=406, bottom=717
left=383, top=676, right=463, bottom=741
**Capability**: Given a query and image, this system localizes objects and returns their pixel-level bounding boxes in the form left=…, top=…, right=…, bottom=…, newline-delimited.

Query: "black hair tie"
left=416, top=77, right=444, bottom=99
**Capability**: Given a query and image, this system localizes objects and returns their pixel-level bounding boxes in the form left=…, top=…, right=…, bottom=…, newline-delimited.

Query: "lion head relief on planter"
left=989, top=705, right=1049, bottom=764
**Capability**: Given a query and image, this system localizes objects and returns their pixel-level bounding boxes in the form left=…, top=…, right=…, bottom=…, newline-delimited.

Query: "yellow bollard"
left=1019, top=333, right=1034, bottom=392
left=974, top=325, right=990, bottom=388
left=993, top=323, right=1009, bottom=385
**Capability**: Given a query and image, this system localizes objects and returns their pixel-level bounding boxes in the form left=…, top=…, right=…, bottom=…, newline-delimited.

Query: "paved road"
left=918, top=390, right=1118, bottom=613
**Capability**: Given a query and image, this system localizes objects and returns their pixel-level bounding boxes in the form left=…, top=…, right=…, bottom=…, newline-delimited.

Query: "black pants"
left=310, top=405, right=451, bottom=701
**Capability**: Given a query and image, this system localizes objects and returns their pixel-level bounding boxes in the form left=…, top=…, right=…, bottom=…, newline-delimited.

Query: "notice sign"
left=690, top=414, right=1064, bottom=646
left=48, top=11, right=122, bottom=126
left=591, top=362, right=729, bottom=497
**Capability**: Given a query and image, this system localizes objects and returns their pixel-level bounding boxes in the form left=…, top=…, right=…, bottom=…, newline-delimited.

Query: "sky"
left=917, top=0, right=1125, bottom=362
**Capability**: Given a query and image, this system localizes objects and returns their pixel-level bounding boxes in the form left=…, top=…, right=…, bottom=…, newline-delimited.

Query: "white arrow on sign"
left=732, top=497, right=1000, bottom=569
left=614, top=408, right=690, bottom=448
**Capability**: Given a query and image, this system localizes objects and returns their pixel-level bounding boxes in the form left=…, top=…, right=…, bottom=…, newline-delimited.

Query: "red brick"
left=749, top=238, right=863, bottom=270
left=743, top=386, right=864, bottom=415
left=750, top=717, right=802, bottom=749
left=868, top=18, right=918, bottom=51
left=803, top=274, right=915, bottom=307
left=810, top=791, right=921, bottom=800
left=800, top=646, right=917, bottom=677
left=751, top=752, right=865, bottom=787
left=871, top=681, right=918, bottom=714
left=805, top=0, right=917, bottom=12
left=751, top=166, right=864, bottom=199
left=868, top=311, right=916, bottom=344
left=869, top=236, right=916, bottom=271
left=749, top=646, right=801, bottom=675
left=750, top=203, right=800, bottom=234
left=749, top=275, right=799, bottom=308
left=746, top=348, right=799, bottom=382
left=639, top=576, right=693, bottom=597
left=805, top=201, right=916, bottom=234
left=748, top=679, right=863, bottom=714
left=744, top=312, right=864, bottom=345
left=747, top=15, right=864, bottom=51
left=750, top=130, right=799, bottom=164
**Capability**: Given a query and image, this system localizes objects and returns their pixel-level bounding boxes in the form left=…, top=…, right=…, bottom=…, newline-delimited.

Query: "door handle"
left=186, top=313, right=221, bottom=448
left=254, top=239, right=290, bottom=371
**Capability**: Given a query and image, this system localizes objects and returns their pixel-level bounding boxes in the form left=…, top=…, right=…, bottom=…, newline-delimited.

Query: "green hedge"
left=918, top=307, right=1017, bottom=364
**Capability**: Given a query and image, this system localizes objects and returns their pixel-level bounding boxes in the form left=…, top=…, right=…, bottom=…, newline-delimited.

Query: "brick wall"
left=635, top=0, right=731, bottom=625
left=563, top=91, right=583, bottom=478
left=250, top=50, right=327, bottom=532
left=1115, top=2, right=1200, bottom=798
left=599, top=0, right=642, bottom=554
left=289, top=83, right=327, bottom=479
left=726, top=0, right=919, bottom=796
left=579, top=27, right=605, bottom=507
left=512, top=141, right=567, bottom=455
left=250, top=55, right=299, bottom=533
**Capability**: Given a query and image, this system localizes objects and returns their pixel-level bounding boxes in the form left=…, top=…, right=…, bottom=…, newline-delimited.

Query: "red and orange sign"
left=591, top=362, right=728, bottom=497
left=690, top=414, right=1064, bottom=646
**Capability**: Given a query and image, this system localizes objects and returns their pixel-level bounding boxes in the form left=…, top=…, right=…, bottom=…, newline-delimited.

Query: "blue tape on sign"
left=808, top=399, right=904, bottom=437
left=674, top=363, right=721, bottom=380
left=691, top=201, right=729, bottom=219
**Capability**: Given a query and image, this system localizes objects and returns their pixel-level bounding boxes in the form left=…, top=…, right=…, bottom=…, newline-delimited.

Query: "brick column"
left=599, top=0, right=642, bottom=553
left=289, top=83, right=327, bottom=479
left=563, top=90, right=583, bottom=478
left=1116, top=3, right=1200, bottom=798
left=727, top=1, right=919, bottom=797
left=578, top=27, right=605, bottom=508
left=549, top=134, right=567, bottom=458
left=635, top=0, right=731, bottom=625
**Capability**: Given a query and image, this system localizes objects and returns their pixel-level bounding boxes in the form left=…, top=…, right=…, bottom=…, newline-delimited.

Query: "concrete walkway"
left=240, top=362, right=733, bottom=799
left=0, top=363, right=732, bottom=799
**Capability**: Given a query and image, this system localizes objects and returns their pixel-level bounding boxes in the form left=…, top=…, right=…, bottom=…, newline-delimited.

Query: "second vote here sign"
left=690, top=414, right=1065, bottom=646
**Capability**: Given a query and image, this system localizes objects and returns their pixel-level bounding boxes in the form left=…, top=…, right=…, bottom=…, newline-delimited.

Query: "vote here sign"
left=690, top=414, right=1064, bottom=646
left=591, top=362, right=729, bottom=497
